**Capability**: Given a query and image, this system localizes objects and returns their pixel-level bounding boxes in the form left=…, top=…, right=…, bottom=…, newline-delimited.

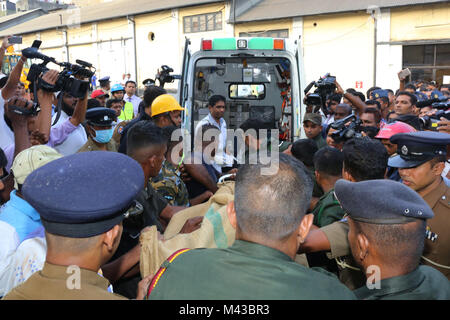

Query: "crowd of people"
left=0, top=35, right=449, bottom=301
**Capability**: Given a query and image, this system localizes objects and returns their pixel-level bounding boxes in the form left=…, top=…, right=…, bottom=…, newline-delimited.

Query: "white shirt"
left=0, top=229, right=46, bottom=297
left=124, top=94, right=142, bottom=117
left=51, top=110, right=87, bottom=156
left=195, top=113, right=232, bottom=173
left=0, top=90, right=14, bottom=150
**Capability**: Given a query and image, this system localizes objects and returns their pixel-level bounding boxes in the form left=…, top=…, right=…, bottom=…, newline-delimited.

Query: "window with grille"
left=183, top=12, right=222, bottom=33
left=239, top=29, right=289, bottom=38
left=403, top=43, right=450, bottom=85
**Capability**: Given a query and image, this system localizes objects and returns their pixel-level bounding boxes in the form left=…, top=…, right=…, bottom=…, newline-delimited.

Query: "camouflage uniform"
left=151, top=161, right=190, bottom=207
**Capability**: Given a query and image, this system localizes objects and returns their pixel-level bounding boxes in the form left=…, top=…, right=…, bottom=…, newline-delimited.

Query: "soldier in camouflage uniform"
left=151, top=160, right=190, bottom=207
left=151, top=126, right=213, bottom=207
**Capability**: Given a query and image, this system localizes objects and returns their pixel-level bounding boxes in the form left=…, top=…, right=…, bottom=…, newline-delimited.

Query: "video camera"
left=155, top=65, right=181, bottom=88
left=8, top=100, right=39, bottom=117
left=419, top=101, right=450, bottom=131
left=304, top=73, right=337, bottom=112
left=330, top=114, right=364, bottom=143
left=416, top=96, right=448, bottom=109
left=141, top=65, right=181, bottom=88
left=23, top=40, right=95, bottom=99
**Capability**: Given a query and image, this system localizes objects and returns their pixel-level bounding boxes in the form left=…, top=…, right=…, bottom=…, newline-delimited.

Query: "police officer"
left=335, top=179, right=450, bottom=299
left=2, top=151, right=145, bottom=300
left=371, top=89, right=390, bottom=114
left=77, top=107, right=118, bottom=153
left=389, top=131, right=450, bottom=279
left=146, top=154, right=356, bottom=300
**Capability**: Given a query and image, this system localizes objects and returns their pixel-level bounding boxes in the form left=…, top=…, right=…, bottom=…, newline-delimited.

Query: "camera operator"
left=333, top=104, right=352, bottom=121
left=326, top=125, right=345, bottom=151
left=360, top=108, right=381, bottom=135
left=303, top=74, right=341, bottom=126
left=51, top=91, right=88, bottom=156
left=1, top=70, right=87, bottom=172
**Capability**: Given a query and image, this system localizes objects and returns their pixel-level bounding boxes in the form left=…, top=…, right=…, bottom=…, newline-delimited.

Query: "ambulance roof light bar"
left=201, top=38, right=285, bottom=51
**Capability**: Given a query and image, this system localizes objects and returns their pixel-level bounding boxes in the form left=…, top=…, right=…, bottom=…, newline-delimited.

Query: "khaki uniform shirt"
left=2, top=262, right=127, bottom=300
left=113, top=120, right=130, bottom=145
left=77, top=137, right=118, bottom=153
left=422, top=179, right=450, bottom=279
left=321, top=218, right=365, bottom=290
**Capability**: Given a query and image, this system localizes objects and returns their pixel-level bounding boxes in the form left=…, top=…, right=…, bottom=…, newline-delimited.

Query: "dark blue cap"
left=86, top=107, right=116, bottom=127
left=430, top=90, right=444, bottom=100
left=22, top=152, right=145, bottom=238
left=388, top=131, right=450, bottom=168
left=99, top=76, right=110, bottom=82
left=334, top=179, right=434, bottom=224
left=415, top=91, right=429, bottom=102
left=371, top=89, right=389, bottom=99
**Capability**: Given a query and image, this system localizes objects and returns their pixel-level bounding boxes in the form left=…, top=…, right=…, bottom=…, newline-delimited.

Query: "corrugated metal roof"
left=0, top=8, right=45, bottom=24
left=233, top=0, right=449, bottom=23
left=0, top=0, right=222, bottom=36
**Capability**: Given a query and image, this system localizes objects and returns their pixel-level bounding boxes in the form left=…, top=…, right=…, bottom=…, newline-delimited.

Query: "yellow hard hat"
left=151, top=94, right=185, bottom=117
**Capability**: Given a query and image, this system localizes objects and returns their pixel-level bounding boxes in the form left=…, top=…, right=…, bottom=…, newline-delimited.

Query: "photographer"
left=19, top=42, right=92, bottom=156
left=303, top=74, right=341, bottom=126
left=326, top=125, right=345, bottom=151
left=2, top=70, right=87, bottom=171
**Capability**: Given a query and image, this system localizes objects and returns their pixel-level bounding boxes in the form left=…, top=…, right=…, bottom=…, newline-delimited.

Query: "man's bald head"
left=334, top=104, right=352, bottom=121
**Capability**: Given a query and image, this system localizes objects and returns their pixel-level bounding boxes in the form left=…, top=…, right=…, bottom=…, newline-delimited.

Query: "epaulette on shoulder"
left=146, top=248, right=191, bottom=298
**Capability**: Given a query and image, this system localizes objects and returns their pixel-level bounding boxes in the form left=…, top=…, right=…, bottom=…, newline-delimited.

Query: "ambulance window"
left=229, top=84, right=265, bottom=100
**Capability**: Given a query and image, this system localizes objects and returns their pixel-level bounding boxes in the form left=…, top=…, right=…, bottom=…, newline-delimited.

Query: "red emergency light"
left=202, top=40, right=212, bottom=51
